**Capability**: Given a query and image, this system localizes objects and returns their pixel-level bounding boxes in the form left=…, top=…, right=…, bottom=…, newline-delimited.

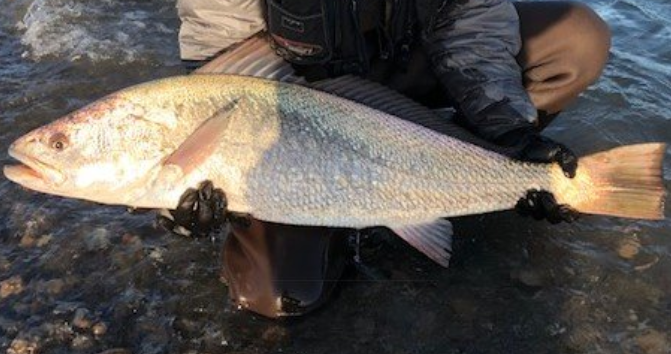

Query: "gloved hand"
left=515, top=190, right=579, bottom=224
left=156, top=181, right=250, bottom=238
left=495, top=126, right=578, bottom=178
left=494, top=127, right=580, bottom=224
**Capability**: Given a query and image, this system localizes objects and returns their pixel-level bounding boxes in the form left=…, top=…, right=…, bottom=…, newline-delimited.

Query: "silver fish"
left=4, top=38, right=665, bottom=265
left=4, top=37, right=666, bottom=266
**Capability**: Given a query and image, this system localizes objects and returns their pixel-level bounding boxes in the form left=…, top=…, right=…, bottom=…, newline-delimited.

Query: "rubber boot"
left=220, top=219, right=350, bottom=318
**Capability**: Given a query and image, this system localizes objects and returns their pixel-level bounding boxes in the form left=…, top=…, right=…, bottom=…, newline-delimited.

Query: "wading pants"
left=220, top=1, right=611, bottom=318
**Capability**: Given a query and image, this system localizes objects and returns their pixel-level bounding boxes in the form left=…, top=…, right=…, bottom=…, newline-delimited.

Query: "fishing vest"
left=266, top=0, right=439, bottom=79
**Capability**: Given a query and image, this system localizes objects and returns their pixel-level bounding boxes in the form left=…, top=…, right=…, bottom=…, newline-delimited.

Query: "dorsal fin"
left=195, top=34, right=304, bottom=84
left=194, top=33, right=513, bottom=153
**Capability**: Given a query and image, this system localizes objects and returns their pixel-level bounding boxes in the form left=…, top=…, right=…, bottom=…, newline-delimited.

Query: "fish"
left=3, top=36, right=667, bottom=267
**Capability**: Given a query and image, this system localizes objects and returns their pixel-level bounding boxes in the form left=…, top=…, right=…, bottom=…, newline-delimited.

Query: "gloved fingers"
left=210, top=187, right=227, bottom=231
left=191, top=181, right=227, bottom=237
left=556, top=204, right=580, bottom=223
left=198, top=180, right=214, bottom=201
left=157, top=180, right=247, bottom=237
left=156, top=211, right=193, bottom=238
left=556, top=146, right=578, bottom=178
left=516, top=190, right=580, bottom=224
left=172, top=187, right=199, bottom=227
left=228, top=212, right=252, bottom=230
left=515, top=190, right=536, bottom=217
left=161, top=182, right=227, bottom=238
left=520, top=136, right=578, bottom=178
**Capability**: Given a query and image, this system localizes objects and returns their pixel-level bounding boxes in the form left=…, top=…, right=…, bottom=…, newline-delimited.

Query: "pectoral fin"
left=391, top=219, right=454, bottom=268
left=163, top=99, right=242, bottom=175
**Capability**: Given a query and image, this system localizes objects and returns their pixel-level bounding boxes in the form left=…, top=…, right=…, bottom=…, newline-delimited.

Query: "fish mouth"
left=4, top=148, right=65, bottom=187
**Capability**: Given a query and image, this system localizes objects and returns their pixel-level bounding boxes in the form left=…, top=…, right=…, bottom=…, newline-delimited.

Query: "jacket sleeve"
left=177, top=0, right=266, bottom=61
left=422, top=0, right=537, bottom=142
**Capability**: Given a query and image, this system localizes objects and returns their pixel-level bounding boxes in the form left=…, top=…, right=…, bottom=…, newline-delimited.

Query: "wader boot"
left=220, top=220, right=350, bottom=318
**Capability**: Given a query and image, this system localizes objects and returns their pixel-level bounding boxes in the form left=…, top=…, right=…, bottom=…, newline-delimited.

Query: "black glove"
left=516, top=190, right=579, bottom=224
left=495, top=127, right=579, bottom=224
left=496, top=127, right=578, bottom=178
left=156, top=181, right=250, bottom=238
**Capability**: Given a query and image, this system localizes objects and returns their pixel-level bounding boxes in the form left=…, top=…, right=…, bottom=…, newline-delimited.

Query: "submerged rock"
left=92, top=322, right=108, bottom=336
left=7, top=338, right=39, bottom=354
left=86, top=228, right=112, bottom=251
left=1, top=276, right=24, bottom=299
left=73, top=308, right=93, bottom=329
left=636, top=330, right=669, bottom=354
left=43, top=278, right=67, bottom=296
left=618, top=238, right=641, bottom=260
left=71, top=334, right=94, bottom=350
left=510, top=267, right=546, bottom=288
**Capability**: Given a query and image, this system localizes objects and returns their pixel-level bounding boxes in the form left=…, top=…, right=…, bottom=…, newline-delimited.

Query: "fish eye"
left=48, top=132, right=69, bottom=151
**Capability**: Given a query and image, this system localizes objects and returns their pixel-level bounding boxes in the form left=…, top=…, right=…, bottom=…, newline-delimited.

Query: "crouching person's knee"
left=566, top=2, right=612, bottom=86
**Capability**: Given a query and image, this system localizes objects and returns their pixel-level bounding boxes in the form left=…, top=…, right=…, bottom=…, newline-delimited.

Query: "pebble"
left=121, top=233, right=142, bottom=246
left=36, top=234, right=53, bottom=247
left=0, top=256, right=11, bottom=272
left=636, top=329, right=669, bottom=354
left=85, top=228, right=111, bottom=251
left=510, top=268, right=545, bottom=288
left=618, top=238, right=640, bottom=260
left=19, top=233, right=37, bottom=248
left=73, top=308, right=93, bottom=329
left=1, top=276, right=25, bottom=299
left=19, top=231, right=51, bottom=248
left=44, top=279, right=66, bottom=295
left=261, top=325, right=289, bottom=347
left=7, top=338, right=39, bottom=354
left=92, top=322, right=108, bottom=336
left=71, top=334, right=94, bottom=350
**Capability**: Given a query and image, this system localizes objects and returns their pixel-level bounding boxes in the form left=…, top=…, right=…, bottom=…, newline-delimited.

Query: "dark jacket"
left=177, top=0, right=538, bottom=141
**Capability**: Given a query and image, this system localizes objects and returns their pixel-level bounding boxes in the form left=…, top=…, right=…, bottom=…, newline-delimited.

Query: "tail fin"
left=569, top=143, right=666, bottom=220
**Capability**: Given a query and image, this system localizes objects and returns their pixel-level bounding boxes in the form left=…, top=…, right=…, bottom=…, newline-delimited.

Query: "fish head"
left=4, top=93, right=177, bottom=205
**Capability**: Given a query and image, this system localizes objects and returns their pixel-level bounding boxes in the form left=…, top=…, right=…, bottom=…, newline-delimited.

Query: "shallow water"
left=0, top=0, right=670, bottom=353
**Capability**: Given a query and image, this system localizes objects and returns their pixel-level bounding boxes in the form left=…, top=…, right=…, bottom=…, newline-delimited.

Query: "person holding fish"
left=5, top=0, right=661, bottom=320
left=161, top=0, right=613, bottom=318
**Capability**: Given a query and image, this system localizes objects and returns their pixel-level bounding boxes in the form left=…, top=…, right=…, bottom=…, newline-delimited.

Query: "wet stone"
left=92, top=322, right=108, bottom=336
left=73, top=308, right=93, bottom=329
left=261, top=325, right=289, bottom=347
left=71, top=334, right=94, bottom=350
left=7, top=338, right=39, bottom=354
left=636, top=330, right=669, bottom=354
left=42, top=321, right=75, bottom=343
left=511, top=268, right=546, bottom=288
left=36, top=234, right=53, bottom=247
left=19, top=233, right=37, bottom=248
left=1, top=276, right=24, bottom=299
left=0, top=316, right=19, bottom=336
left=86, top=228, right=112, bottom=251
left=618, top=238, right=641, bottom=260
left=0, top=256, right=11, bottom=272
left=20, top=232, right=52, bottom=248
left=44, top=279, right=66, bottom=295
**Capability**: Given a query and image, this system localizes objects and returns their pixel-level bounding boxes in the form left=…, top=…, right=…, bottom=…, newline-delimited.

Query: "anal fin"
left=391, top=219, right=454, bottom=268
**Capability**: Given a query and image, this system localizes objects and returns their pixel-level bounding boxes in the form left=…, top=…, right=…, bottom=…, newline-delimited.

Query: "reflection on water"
left=0, top=0, right=669, bottom=353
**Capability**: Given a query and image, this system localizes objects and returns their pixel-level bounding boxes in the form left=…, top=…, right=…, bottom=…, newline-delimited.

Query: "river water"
left=0, top=0, right=669, bottom=353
